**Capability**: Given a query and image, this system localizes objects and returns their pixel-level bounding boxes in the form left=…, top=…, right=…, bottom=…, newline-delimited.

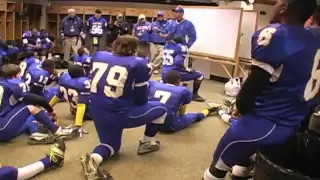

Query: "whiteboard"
left=239, top=11, right=258, bottom=59
left=183, top=7, right=242, bottom=59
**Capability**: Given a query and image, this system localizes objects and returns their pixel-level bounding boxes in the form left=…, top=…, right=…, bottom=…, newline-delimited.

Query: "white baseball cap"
left=138, top=14, right=146, bottom=20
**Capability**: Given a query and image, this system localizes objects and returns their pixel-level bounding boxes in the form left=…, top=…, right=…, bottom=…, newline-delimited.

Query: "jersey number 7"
left=91, top=62, right=128, bottom=98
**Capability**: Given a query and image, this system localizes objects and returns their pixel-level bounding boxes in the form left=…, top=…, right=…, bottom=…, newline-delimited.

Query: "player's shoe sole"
left=28, top=135, right=58, bottom=145
left=49, top=138, right=66, bottom=167
left=137, top=140, right=160, bottom=155
left=81, top=153, right=99, bottom=180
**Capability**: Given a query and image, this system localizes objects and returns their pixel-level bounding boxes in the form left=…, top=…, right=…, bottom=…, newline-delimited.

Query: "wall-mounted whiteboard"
left=239, top=11, right=258, bottom=59
left=183, top=7, right=243, bottom=60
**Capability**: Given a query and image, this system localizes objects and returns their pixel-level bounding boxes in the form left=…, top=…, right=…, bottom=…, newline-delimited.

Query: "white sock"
left=203, top=169, right=225, bottom=180
left=142, top=135, right=154, bottom=143
left=17, top=161, right=45, bottom=180
left=47, top=53, right=52, bottom=59
left=218, top=110, right=232, bottom=124
left=40, top=56, right=46, bottom=61
left=90, top=153, right=103, bottom=165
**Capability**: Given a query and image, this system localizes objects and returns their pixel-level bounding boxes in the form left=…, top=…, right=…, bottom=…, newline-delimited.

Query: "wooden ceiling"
left=256, top=0, right=276, bottom=5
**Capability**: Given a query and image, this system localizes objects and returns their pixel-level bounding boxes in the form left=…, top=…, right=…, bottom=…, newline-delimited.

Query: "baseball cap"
left=157, top=12, right=164, bottom=16
left=138, top=14, right=146, bottom=20
left=172, top=6, right=184, bottom=13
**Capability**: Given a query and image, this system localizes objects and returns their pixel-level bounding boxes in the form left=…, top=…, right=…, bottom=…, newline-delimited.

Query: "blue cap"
left=157, top=12, right=164, bottom=16
left=172, top=7, right=184, bottom=13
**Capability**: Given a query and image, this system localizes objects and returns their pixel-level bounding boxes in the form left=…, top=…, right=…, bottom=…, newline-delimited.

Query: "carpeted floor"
left=0, top=79, right=230, bottom=180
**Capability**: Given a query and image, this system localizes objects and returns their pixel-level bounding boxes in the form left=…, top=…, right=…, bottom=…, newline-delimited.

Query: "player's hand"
left=231, top=109, right=240, bottom=118
left=48, top=110, right=57, bottom=119
left=53, top=69, right=59, bottom=76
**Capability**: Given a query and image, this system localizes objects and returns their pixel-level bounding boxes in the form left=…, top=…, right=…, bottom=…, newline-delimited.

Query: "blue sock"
left=40, top=157, right=52, bottom=169
left=34, top=111, right=58, bottom=133
left=28, top=121, right=40, bottom=134
left=93, top=145, right=112, bottom=160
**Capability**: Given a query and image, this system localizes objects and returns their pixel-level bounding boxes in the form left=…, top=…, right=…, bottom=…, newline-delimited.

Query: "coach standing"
left=86, top=9, right=108, bottom=52
left=149, top=12, right=168, bottom=74
left=162, top=6, right=196, bottom=48
left=133, top=14, right=151, bottom=58
left=60, top=8, right=85, bottom=62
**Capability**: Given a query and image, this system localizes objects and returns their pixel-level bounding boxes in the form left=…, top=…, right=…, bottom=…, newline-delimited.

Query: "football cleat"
left=206, top=102, right=222, bottom=114
left=48, top=138, right=66, bottom=167
left=137, top=140, right=160, bottom=155
left=55, top=126, right=81, bottom=140
left=28, top=133, right=57, bottom=145
left=81, top=153, right=113, bottom=180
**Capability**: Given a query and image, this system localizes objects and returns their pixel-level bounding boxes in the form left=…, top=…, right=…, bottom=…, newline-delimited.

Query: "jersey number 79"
left=90, top=62, right=128, bottom=98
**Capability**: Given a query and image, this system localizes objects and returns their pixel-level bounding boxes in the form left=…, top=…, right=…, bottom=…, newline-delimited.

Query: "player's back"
left=19, top=57, right=41, bottom=77
left=163, top=42, right=187, bottom=73
left=25, top=63, right=51, bottom=88
left=0, top=78, right=26, bottom=116
left=90, top=51, right=149, bottom=111
left=149, top=81, right=192, bottom=116
left=251, top=24, right=320, bottom=126
left=59, top=73, right=90, bottom=108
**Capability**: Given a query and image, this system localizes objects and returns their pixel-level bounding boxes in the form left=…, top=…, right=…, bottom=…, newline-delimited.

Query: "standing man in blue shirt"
left=60, top=9, right=85, bottom=62
left=86, top=9, right=108, bottom=52
left=133, top=14, right=151, bottom=58
left=149, top=12, right=168, bottom=74
left=161, top=6, right=197, bottom=48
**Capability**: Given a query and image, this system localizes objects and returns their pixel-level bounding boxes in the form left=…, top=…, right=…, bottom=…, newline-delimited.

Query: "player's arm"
left=13, top=82, right=53, bottom=112
left=133, top=61, right=150, bottom=105
left=236, top=26, right=282, bottom=115
left=75, top=80, right=91, bottom=127
left=186, top=21, right=197, bottom=48
left=179, top=88, right=193, bottom=115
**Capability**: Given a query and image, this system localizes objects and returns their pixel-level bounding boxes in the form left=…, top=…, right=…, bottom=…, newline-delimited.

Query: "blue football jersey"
left=19, top=57, right=41, bottom=77
left=90, top=51, right=150, bottom=111
left=149, top=81, right=192, bottom=116
left=0, top=78, right=29, bottom=116
left=24, top=63, right=55, bottom=92
left=250, top=23, right=320, bottom=126
left=162, top=42, right=188, bottom=73
left=73, top=54, right=92, bottom=76
left=58, top=73, right=90, bottom=110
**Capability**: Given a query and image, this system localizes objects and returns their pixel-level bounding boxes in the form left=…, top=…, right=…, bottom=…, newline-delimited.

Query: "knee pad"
left=152, top=112, right=167, bottom=124
left=215, top=159, right=231, bottom=171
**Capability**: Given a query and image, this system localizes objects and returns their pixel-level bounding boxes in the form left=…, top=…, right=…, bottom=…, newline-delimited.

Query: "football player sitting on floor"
left=162, top=36, right=205, bottom=102
left=22, top=28, right=53, bottom=61
left=149, top=70, right=221, bottom=133
left=49, top=64, right=91, bottom=128
left=0, top=36, right=19, bottom=59
left=73, top=47, right=92, bottom=76
left=0, top=139, right=66, bottom=180
left=23, top=59, right=59, bottom=101
left=0, top=64, right=79, bottom=144
left=39, top=29, right=54, bottom=60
